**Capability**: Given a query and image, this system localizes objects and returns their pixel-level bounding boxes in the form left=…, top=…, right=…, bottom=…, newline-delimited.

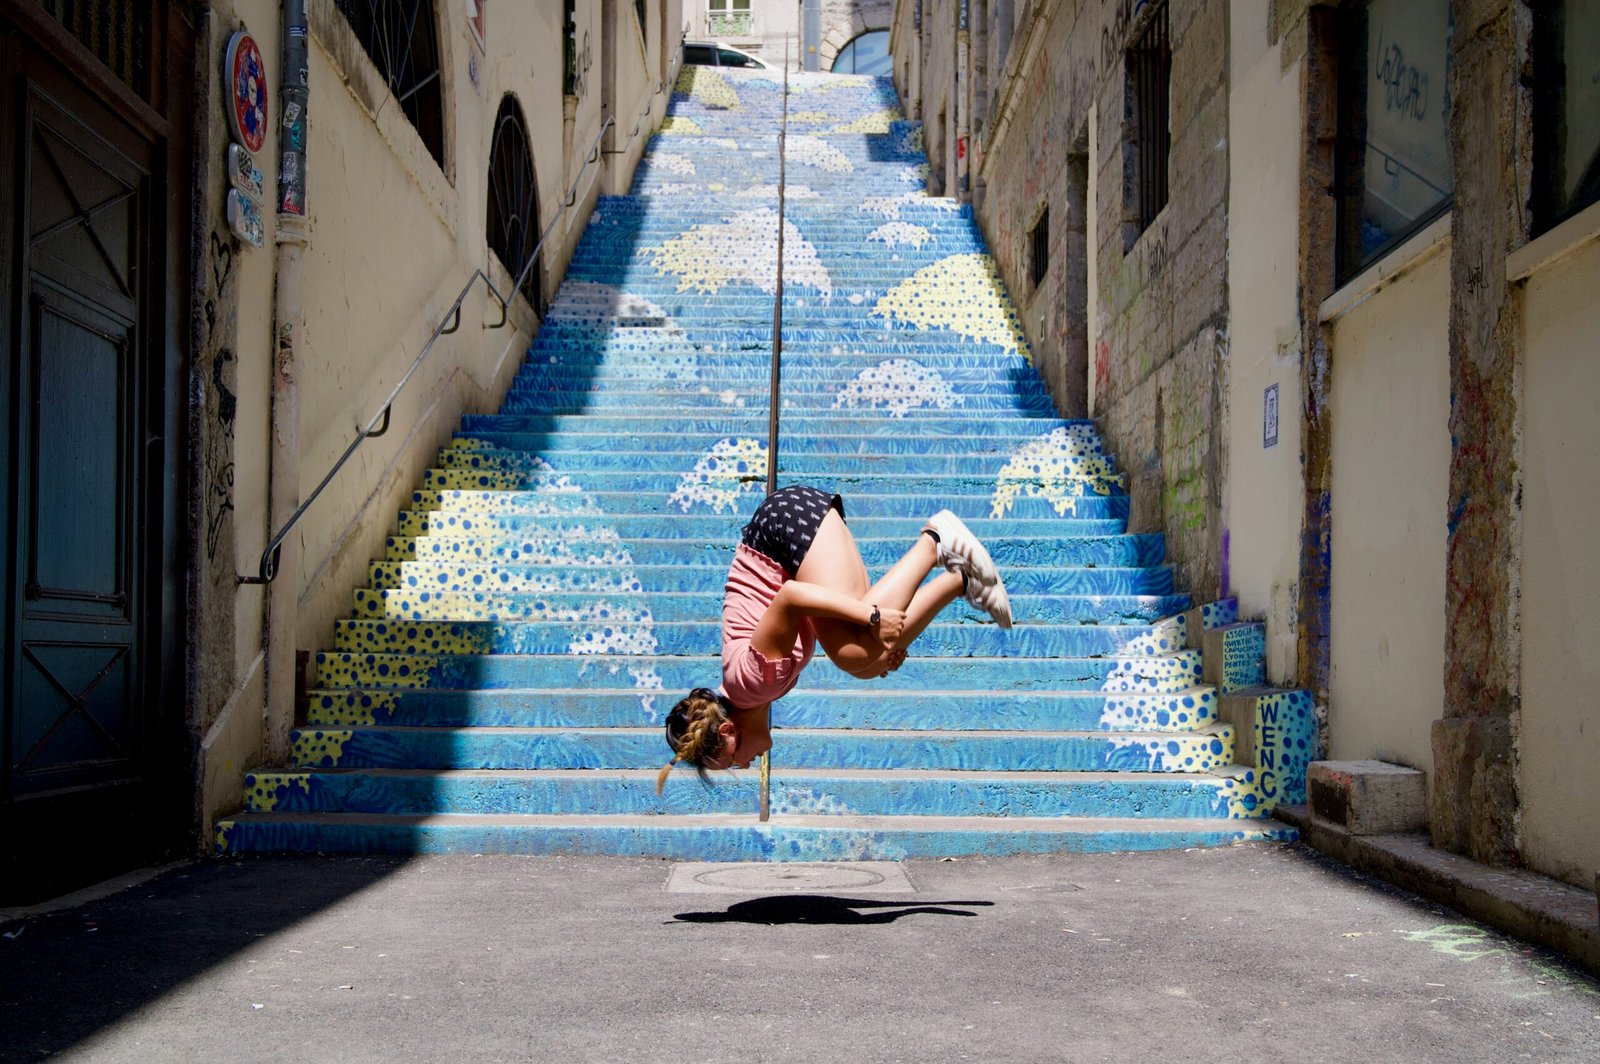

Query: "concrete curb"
left=1277, top=804, right=1599, bottom=974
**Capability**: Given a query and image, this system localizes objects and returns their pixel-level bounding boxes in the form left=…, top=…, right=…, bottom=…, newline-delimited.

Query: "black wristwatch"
left=869, top=605, right=881, bottom=626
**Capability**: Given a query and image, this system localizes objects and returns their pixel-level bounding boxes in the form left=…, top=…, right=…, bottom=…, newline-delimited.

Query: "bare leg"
left=796, top=511, right=963, bottom=678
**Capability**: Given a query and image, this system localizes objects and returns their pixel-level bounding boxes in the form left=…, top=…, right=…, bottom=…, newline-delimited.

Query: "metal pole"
left=759, top=34, right=792, bottom=824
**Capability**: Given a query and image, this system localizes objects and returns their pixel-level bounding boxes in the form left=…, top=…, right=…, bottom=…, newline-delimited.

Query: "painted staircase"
left=216, top=68, right=1315, bottom=859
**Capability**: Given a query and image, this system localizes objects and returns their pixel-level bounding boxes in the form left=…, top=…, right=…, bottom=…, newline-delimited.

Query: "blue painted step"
left=304, top=686, right=1220, bottom=733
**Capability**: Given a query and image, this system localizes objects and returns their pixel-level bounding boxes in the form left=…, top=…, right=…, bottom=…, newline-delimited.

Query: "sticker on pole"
left=224, top=30, right=269, bottom=155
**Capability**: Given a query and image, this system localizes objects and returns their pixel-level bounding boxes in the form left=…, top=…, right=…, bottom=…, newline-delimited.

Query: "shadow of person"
left=673, top=895, right=994, bottom=925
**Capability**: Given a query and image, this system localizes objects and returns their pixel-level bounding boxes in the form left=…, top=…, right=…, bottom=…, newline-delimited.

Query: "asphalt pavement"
left=2, top=842, right=1597, bottom=1063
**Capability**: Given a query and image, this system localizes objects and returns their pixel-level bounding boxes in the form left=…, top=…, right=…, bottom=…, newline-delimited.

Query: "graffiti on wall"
left=202, top=229, right=238, bottom=563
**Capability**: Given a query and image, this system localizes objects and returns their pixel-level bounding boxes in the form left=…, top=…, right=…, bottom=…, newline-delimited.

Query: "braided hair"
left=656, top=687, right=735, bottom=793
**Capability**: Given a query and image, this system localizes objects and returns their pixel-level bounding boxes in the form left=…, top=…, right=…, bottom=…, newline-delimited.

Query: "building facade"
left=892, top=0, right=1600, bottom=890
left=691, top=0, right=892, bottom=72
left=0, top=0, right=682, bottom=902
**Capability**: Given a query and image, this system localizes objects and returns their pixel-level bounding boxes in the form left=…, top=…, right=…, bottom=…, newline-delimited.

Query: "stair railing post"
left=759, top=34, right=792, bottom=825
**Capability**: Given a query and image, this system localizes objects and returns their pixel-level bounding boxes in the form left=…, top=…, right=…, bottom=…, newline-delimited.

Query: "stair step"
left=247, top=763, right=1250, bottom=819
left=333, top=616, right=1183, bottom=658
left=360, top=561, right=1173, bottom=596
left=215, top=811, right=1295, bottom=860
left=403, top=489, right=1131, bottom=522
left=283, top=726, right=1234, bottom=774
left=396, top=508, right=1131, bottom=539
left=311, top=649, right=1206, bottom=693
left=304, top=686, right=1221, bottom=732
left=388, top=531, right=1164, bottom=569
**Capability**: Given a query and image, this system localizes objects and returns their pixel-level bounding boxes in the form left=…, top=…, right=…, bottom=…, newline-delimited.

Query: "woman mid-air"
left=656, top=485, right=1011, bottom=790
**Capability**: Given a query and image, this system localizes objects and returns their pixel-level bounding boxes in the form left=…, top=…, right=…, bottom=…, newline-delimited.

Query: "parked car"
left=682, top=42, right=771, bottom=69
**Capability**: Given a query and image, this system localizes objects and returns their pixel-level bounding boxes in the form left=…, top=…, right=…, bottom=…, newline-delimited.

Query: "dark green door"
left=0, top=4, right=187, bottom=903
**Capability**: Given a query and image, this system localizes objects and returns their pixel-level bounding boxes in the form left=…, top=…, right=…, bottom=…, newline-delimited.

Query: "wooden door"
left=0, top=2, right=188, bottom=903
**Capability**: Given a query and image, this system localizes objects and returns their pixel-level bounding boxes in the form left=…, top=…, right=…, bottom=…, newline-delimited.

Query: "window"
left=831, top=31, right=892, bottom=75
left=1030, top=207, right=1050, bottom=287
left=1125, top=2, right=1170, bottom=242
left=717, top=49, right=762, bottom=68
left=486, top=95, right=544, bottom=316
left=334, top=1, right=446, bottom=168
left=36, top=0, right=150, bottom=98
left=707, top=0, right=752, bottom=38
left=1334, top=0, right=1453, bottom=284
left=1532, top=0, right=1600, bottom=234
left=636, top=0, right=647, bottom=36
left=683, top=44, right=717, bottom=66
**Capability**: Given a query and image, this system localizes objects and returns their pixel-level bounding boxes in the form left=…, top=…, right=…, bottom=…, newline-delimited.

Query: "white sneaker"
left=923, top=510, right=1012, bottom=628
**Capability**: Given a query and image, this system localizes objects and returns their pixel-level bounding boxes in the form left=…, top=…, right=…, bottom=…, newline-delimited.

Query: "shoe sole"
left=933, top=511, right=1012, bottom=628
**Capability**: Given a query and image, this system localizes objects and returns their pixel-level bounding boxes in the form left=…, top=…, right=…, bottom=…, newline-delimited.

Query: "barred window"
left=1125, top=2, right=1169, bottom=243
left=1532, top=0, right=1600, bottom=234
left=1334, top=0, right=1454, bottom=284
left=334, top=0, right=446, bottom=168
left=1030, top=207, right=1050, bottom=287
left=486, top=95, right=544, bottom=317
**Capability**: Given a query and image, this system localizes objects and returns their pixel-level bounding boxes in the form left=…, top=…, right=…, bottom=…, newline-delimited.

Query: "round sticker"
left=225, top=31, right=269, bottom=155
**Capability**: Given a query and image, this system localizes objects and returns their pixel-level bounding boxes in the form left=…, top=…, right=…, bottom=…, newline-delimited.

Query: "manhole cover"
left=665, top=861, right=915, bottom=894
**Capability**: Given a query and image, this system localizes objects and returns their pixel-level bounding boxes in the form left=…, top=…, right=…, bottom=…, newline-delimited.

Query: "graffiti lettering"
left=571, top=31, right=594, bottom=98
left=205, top=349, right=238, bottom=561
left=202, top=228, right=239, bottom=564
left=209, top=229, right=234, bottom=294
left=1374, top=30, right=1430, bottom=121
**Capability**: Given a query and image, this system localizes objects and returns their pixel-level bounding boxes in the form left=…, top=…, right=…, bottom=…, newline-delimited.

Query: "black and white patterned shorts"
left=740, top=485, right=845, bottom=576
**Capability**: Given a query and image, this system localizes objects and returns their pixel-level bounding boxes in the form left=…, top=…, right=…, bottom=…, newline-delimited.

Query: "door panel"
left=0, top=3, right=184, bottom=904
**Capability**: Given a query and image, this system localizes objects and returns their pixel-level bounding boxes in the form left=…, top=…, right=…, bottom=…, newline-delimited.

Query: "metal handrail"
left=758, top=34, right=792, bottom=824
left=240, top=113, right=617, bottom=584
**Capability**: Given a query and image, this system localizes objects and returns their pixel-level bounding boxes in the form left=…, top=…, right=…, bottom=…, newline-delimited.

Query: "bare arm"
left=749, top=580, right=905, bottom=661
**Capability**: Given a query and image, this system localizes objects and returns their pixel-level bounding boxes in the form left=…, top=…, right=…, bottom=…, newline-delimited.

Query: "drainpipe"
left=956, top=0, right=969, bottom=201
left=909, top=0, right=922, bottom=119
left=266, top=0, right=310, bottom=762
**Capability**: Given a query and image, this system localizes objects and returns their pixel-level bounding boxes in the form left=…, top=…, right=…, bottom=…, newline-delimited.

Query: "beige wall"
left=1326, top=244, right=1452, bottom=778
left=1518, top=222, right=1600, bottom=889
left=1225, top=0, right=1304, bottom=685
left=194, top=0, right=680, bottom=836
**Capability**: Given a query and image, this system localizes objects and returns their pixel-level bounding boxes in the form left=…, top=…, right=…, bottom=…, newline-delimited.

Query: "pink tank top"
left=720, top=543, right=816, bottom=708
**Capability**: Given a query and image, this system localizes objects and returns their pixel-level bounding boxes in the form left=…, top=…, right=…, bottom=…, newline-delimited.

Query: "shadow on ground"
left=0, top=855, right=408, bottom=1060
left=672, top=894, right=993, bottom=924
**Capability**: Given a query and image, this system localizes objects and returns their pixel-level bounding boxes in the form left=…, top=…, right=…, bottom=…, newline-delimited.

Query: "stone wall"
left=963, top=0, right=1232, bottom=598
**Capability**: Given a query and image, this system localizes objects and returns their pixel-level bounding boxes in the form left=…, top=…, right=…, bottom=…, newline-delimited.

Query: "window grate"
left=334, top=0, right=446, bottom=168
left=35, top=0, right=151, bottom=98
left=1127, top=2, right=1170, bottom=236
left=1030, top=207, right=1049, bottom=287
left=486, top=95, right=544, bottom=317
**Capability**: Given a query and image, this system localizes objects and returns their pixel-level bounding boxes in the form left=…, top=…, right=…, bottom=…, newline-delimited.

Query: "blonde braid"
left=656, top=689, right=731, bottom=793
